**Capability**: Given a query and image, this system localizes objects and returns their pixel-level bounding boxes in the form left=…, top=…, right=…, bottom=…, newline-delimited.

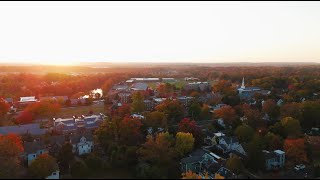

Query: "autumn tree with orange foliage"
left=16, top=111, right=34, bottom=124
left=214, top=105, right=238, bottom=127
left=181, top=170, right=209, bottom=179
left=25, top=101, right=61, bottom=118
left=155, top=99, right=184, bottom=124
left=0, top=134, right=24, bottom=178
left=284, top=138, right=308, bottom=166
left=0, top=98, right=10, bottom=117
left=119, top=116, right=143, bottom=146
left=178, top=118, right=202, bottom=147
left=116, top=103, right=131, bottom=118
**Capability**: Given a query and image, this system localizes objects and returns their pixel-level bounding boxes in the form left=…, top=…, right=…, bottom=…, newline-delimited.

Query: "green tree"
left=262, top=99, right=280, bottom=120
left=144, top=111, right=168, bottom=132
left=226, top=156, right=244, bottom=175
left=85, top=154, right=103, bottom=173
left=28, top=154, right=59, bottom=179
left=200, top=104, right=211, bottom=120
left=264, top=132, right=283, bottom=151
left=175, top=132, right=195, bottom=157
left=188, top=102, right=201, bottom=120
left=70, top=161, right=90, bottom=178
left=131, top=91, right=145, bottom=113
left=57, top=143, right=74, bottom=174
left=234, top=125, right=255, bottom=143
left=137, top=132, right=177, bottom=179
left=246, top=134, right=265, bottom=171
left=281, top=117, right=301, bottom=138
left=155, top=100, right=184, bottom=124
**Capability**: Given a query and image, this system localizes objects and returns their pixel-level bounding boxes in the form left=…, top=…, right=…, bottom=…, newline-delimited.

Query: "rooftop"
left=0, top=123, right=46, bottom=135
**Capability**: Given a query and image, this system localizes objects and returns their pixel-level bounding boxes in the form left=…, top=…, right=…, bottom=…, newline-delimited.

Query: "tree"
left=269, top=121, right=286, bottom=138
left=234, top=125, right=255, bottom=143
left=280, top=117, right=301, bottom=138
left=28, top=154, right=59, bottom=179
left=65, top=99, right=71, bottom=107
left=181, top=170, right=203, bottom=179
left=246, top=134, right=265, bottom=171
left=280, top=102, right=302, bottom=120
left=264, top=132, right=283, bottom=151
left=155, top=100, right=184, bottom=124
left=301, top=101, right=320, bottom=129
left=25, top=101, right=61, bottom=118
left=214, top=105, right=238, bottom=127
left=85, top=154, right=103, bottom=173
left=188, top=102, right=201, bottom=120
left=57, top=142, right=74, bottom=174
left=175, top=132, right=195, bottom=157
left=117, top=103, right=131, bottom=118
left=200, top=104, right=211, bottom=120
left=178, top=118, right=202, bottom=147
left=0, top=134, right=24, bottom=178
left=144, top=111, right=168, bottom=132
left=119, top=116, right=143, bottom=146
left=0, top=98, right=10, bottom=117
left=262, top=99, right=280, bottom=120
left=70, top=161, right=90, bottom=178
left=226, top=156, right=244, bottom=175
left=284, top=138, right=307, bottom=165
left=242, top=104, right=263, bottom=128
left=131, top=91, right=145, bottom=113
left=137, top=132, right=176, bottom=179
left=16, top=111, right=34, bottom=124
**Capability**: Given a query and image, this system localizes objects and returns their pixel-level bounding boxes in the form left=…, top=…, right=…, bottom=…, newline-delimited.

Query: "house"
left=263, top=150, right=285, bottom=171
left=45, top=170, right=59, bottom=179
left=214, top=167, right=236, bottom=179
left=144, top=99, right=154, bottom=111
left=204, top=132, right=225, bottom=146
left=23, top=140, right=48, bottom=166
left=185, top=77, right=200, bottom=81
left=177, top=96, right=194, bottom=107
left=0, top=123, right=47, bottom=135
left=217, top=136, right=246, bottom=156
left=129, top=78, right=160, bottom=83
left=131, top=114, right=145, bottom=119
left=217, top=118, right=226, bottom=128
left=118, top=92, right=131, bottom=103
left=185, top=82, right=209, bottom=91
left=277, top=99, right=284, bottom=106
left=162, top=78, right=176, bottom=83
left=39, top=96, right=68, bottom=103
left=53, top=114, right=105, bottom=134
left=131, top=82, right=148, bottom=91
left=18, top=96, right=39, bottom=109
left=237, top=77, right=270, bottom=100
left=180, top=149, right=218, bottom=173
left=70, top=133, right=94, bottom=156
left=4, top=97, right=13, bottom=105
left=153, top=97, right=166, bottom=106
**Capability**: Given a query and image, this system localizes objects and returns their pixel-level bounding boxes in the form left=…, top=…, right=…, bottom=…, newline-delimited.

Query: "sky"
left=0, top=1, right=320, bottom=65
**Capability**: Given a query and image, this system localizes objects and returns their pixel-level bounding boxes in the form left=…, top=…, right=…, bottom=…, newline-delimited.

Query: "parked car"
left=294, top=164, right=306, bottom=171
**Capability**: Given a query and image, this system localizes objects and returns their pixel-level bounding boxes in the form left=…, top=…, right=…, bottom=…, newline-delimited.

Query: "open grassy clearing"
left=56, top=104, right=106, bottom=118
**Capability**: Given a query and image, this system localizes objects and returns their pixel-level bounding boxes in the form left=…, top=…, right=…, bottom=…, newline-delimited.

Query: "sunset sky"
left=0, top=1, right=320, bottom=65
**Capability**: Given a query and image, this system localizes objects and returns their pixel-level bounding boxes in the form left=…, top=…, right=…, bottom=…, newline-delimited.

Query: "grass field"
left=56, top=104, right=106, bottom=118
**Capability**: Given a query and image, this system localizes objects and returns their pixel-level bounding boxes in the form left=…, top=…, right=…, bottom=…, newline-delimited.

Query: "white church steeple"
left=241, top=77, right=245, bottom=89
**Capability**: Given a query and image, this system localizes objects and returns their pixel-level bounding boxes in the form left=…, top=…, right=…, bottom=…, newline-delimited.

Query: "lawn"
left=56, top=104, right=106, bottom=118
